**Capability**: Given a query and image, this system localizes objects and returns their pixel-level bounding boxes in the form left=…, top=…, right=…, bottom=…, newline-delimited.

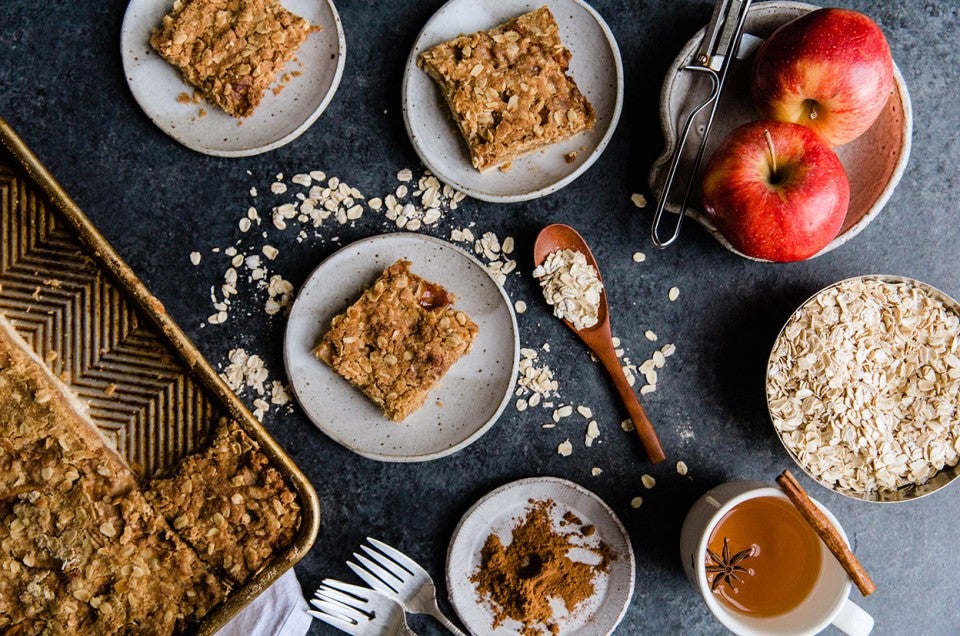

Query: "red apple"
left=751, top=8, right=894, bottom=147
left=701, top=120, right=850, bottom=262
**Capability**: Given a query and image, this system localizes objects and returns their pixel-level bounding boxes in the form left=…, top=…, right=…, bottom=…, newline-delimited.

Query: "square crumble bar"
left=314, top=260, right=479, bottom=422
left=150, top=0, right=319, bottom=118
left=417, top=6, right=596, bottom=172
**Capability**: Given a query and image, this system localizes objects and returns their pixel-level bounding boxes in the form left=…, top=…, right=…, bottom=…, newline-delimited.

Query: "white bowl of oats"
left=766, top=275, right=960, bottom=502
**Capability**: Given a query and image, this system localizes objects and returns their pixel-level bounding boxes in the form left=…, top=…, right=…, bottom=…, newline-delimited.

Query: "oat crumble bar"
left=417, top=6, right=596, bottom=172
left=150, top=0, right=319, bottom=118
left=145, top=419, right=301, bottom=586
left=314, top=259, right=479, bottom=422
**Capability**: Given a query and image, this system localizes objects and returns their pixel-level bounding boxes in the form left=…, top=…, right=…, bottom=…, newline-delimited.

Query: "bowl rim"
left=648, top=0, right=913, bottom=261
left=765, top=274, right=960, bottom=503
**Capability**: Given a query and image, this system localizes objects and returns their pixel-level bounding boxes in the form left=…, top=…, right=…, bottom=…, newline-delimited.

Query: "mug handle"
left=831, top=598, right=874, bottom=636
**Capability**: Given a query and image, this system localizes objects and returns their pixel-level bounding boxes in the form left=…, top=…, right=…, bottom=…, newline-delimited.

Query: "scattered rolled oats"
left=533, top=249, right=603, bottom=330
left=768, top=278, right=960, bottom=494
left=621, top=418, right=634, bottom=432
left=514, top=300, right=527, bottom=314
left=557, top=439, right=573, bottom=457
left=668, top=287, right=680, bottom=302
left=676, top=461, right=688, bottom=476
left=630, top=193, right=647, bottom=208
left=632, top=251, right=646, bottom=263
left=577, top=405, right=593, bottom=418
left=219, top=348, right=291, bottom=421
left=516, top=347, right=559, bottom=405
left=644, top=330, right=657, bottom=342
left=630, top=496, right=643, bottom=509
left=190, top=251, right=201, bottom=265
left=641, top=474, right=656, bottom=489
left=584, top=420, right=600, bottom=447
left=591, top=467, right=602, bottom=477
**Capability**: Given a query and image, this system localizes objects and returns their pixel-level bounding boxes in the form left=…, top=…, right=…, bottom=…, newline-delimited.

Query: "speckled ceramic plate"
left=121, top=0, right=345, bottom=157
left=446, top=477, right=635, bottom=635
left=649, top=1, right=912, bottom=260
left=284, top=233, right=519, bottom=462
left=402, top=0, right=623, bottom=203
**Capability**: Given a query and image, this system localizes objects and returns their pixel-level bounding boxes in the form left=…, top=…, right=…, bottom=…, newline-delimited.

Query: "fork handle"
left=429, top=608, right=467, bottom=636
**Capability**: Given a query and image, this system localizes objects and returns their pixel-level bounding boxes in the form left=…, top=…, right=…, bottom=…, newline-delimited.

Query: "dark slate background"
left=1, top=1, right=959, bottom=634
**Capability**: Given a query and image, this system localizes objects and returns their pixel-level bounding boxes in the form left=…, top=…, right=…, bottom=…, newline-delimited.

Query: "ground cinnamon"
left=471, top=499, right=614, bottom=635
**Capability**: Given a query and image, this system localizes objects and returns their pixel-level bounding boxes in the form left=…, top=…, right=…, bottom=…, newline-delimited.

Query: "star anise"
left=706, top=538, right=755, bottom=592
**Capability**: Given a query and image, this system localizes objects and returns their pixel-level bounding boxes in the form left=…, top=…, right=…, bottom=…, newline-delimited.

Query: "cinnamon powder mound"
left=471, top=499, right=614, bottom=635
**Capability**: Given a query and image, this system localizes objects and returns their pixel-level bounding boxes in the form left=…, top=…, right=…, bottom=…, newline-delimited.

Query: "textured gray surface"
left=1, top=0, right=959, bottom=634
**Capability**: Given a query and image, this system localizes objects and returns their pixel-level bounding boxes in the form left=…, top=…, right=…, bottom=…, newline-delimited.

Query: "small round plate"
left=284, top=233, right=519, bottom=462
left=446, top=477, right=635, bottom=635
left=402, top=0, right=623, bottom=203
left=649, top=1, right=912, bottom=260
left=121, top=0, right=346, bottom=157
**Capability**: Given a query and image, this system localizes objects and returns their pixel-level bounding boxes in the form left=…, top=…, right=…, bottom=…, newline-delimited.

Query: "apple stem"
left=764, top=129, right=778, bottom=180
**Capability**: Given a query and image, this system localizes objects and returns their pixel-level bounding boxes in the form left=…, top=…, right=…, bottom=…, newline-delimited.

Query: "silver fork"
left=308, top=578, right=418, bottom=636
left=348, top=538, right=466, bottom=636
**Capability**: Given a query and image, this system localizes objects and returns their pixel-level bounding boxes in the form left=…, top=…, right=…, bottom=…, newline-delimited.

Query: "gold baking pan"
left=0, top=117, right=320, bottom=635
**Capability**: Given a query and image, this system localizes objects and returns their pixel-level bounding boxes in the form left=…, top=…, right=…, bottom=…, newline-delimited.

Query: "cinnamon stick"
left=776, top=470, right=877, bottom=597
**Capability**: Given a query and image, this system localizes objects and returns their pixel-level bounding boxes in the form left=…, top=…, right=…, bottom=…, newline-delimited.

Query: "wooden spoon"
left=534, top=224, right=666, bottom=464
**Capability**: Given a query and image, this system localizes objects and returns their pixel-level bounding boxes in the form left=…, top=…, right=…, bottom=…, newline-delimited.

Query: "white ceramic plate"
left=284, top=233, right=519, bottom=462
left=447, top=477, right=635, bottom=635
left=402, top=0, right=623, bottom=203
left=648, top=1, right=912, bottom=260
left=121, top=0, right=345, bottom=157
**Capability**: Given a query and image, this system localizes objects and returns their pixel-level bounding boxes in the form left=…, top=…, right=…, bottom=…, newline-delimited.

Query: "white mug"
left=679, top=481, right=874, bottom=636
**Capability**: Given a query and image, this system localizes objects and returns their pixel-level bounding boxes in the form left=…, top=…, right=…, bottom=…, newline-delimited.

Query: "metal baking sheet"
left=0, top=117, right=320, bottom=635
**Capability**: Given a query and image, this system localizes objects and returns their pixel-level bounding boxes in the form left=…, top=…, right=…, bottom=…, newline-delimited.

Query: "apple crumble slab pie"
left=0, top=316, right=301, bottom=634
left=314, top=259, right=479, bottom=422
left=145, top=419, right=301, bottom=586
left=150, top=0, right=319, bottom=117
left=0, top=318, right=226, bottom=634
left=417, top=6, right=596, bottom=172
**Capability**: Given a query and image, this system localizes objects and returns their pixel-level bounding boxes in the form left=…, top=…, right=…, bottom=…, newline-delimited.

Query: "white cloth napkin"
left=216, top=568, right=313, bottom=636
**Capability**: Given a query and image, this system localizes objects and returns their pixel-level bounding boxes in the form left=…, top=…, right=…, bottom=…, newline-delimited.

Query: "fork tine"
left=350, top=553, right=405, bottom=592
left=320, top=578, right=380, bottom=599
left=347, top=559, right=397, bottom=597
left=307, top=608, right=361, bottom=635
left=360, top=544, right=415, bottom=578
left=367, top=537, right=421, bottom=574
left=309, top=598, right=356, bottom=624
left=311, top=598, right=368, bottom=625
left=315, top=587, right=367, bottom=610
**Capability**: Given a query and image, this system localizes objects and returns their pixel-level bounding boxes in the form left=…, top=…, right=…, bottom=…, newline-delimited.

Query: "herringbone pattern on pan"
left=0, top=164, right=222, bottom=478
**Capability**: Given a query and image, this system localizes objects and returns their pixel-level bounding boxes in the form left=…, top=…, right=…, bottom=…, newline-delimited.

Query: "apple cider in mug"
left=705, top=497, right=822, bottom=617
